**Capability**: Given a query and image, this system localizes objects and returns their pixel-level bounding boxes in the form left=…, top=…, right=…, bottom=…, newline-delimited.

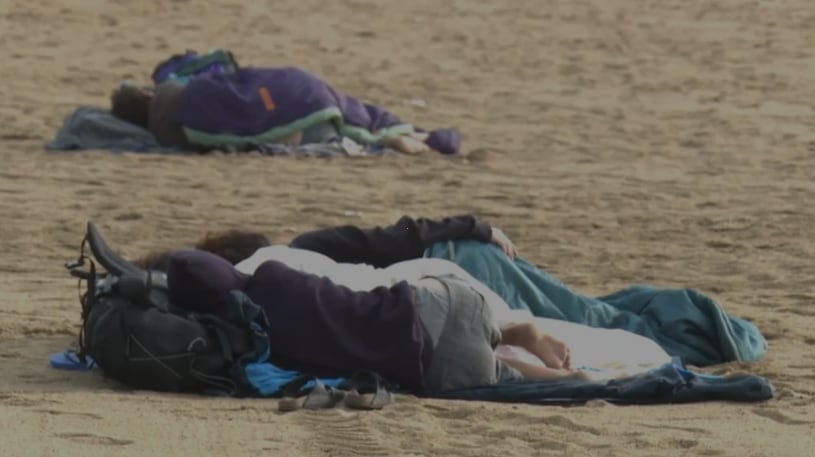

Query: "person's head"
left=132, top=229, right=270, bottom=273
left=194, top=230, right=271, bottom=265
left=134, top=249, right=177, bottom=272
left=110, top=83, right=153, bottom=128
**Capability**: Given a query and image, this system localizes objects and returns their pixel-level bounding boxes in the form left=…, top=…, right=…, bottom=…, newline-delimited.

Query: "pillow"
left=166, top=250, right=249, bottom=313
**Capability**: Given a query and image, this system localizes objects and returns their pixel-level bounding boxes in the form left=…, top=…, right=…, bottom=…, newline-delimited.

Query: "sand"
left=1, top=0, right=814, bottom=455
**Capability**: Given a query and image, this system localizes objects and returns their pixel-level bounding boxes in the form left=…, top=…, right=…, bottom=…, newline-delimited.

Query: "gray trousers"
left=412, top=275, right=521, bottom=392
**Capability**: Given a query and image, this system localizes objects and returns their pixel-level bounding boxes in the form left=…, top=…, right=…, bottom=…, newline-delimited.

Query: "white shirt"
left=236, top=245, right=514, bottom=314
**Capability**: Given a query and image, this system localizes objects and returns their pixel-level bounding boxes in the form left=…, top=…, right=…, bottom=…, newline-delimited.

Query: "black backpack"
left=65, top=222, right=269, bottom=395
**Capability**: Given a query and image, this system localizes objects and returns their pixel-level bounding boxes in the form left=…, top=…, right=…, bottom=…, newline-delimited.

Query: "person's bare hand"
left=490, top=227, right=517, bottom=259
left=569, top=370, right=594, bottom=382
left=381, top=135, right=431, bottom=155
left=529, top=332, right=571, bottom=369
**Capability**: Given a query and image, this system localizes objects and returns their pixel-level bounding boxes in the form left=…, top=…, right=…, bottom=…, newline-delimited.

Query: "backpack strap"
left=83, top=222, right=178, bottom=311
left=64, top=232, right=98, bottom=364
left=194, top=314, right=256, bottom=362
left=172, top=49, right=238, bottom=77
left=85, top=222, right=142, bottom=276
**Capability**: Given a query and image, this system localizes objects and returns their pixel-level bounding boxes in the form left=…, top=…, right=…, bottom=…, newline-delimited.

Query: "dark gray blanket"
left=47, top=107, right=172, bottom=153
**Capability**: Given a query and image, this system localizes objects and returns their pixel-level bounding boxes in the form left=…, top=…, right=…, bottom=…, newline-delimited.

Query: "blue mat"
left=429, top=362, right=773, bottom=404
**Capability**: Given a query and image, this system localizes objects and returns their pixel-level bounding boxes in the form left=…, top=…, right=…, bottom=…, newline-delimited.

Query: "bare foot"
left=529, top=333, right=571, bottom=369
left=569, top=370, right=595, bottom=382
left=380, top=135, right=432, bottom=154
left=274, top=130, right=303, bottom=146
left=408, top=131, right=429, bottom=142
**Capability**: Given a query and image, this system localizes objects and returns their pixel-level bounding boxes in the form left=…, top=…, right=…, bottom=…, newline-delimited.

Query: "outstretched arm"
left=289, top=215, right=493, bottom=268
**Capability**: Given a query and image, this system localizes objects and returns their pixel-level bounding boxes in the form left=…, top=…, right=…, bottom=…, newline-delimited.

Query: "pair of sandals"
left=278, top=371, right=394, bottom=413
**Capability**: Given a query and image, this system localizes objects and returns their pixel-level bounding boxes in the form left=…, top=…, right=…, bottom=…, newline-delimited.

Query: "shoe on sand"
left=343, top=371, right=394, bottom=410
left=278, top=375, right=346, bottom=412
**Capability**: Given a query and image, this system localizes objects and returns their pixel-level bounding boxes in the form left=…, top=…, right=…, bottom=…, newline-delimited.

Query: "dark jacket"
left=290, top=214, right=493, bottom=267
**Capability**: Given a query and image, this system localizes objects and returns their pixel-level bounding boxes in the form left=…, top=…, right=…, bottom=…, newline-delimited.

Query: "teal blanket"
left=424, top=241, right=767, bottom=366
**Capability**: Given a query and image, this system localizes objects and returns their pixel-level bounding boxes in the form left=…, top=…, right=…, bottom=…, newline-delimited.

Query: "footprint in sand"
left=779, top=307, right=815, bottom=317
left=536, top=414, right=603, bottom=436
left=667, top=438, right=699, bottom=449
left=0, top=395, right=50, bottom=408
left=73, top=187, right=98, bottom=197
left=426, top=404, right=603, bottom=436
left=0, top=187, right=23, bottom=194
left=783, top=293, right=815, bottom=302
left=55, top=432, right=133, bottom=446
left=33, top=409, right=102, bottom=420
left=636, top=423, right=712, bottom=436
left=751, top=408, right=815, bottom=425
left=293, top=410, right=393, bottom=457
left=0, top=133, right=39, bottom=141
left=697, top=449, right=726, bottom=456
left=113, top=212, right=143, bottom=222
left=421, top=403, right=480, bottom=420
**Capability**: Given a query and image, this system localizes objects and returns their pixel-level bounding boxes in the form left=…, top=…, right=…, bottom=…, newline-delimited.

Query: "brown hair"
left=110, top=85, right=151, bottom=128
left=132, top=230, right=271, bottom=272
left=194, top=230, right=271, bottom=265
left=133, top=249, right=178, bottom=272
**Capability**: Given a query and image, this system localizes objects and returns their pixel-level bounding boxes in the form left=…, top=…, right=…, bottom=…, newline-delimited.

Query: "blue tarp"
left=430, top=361, right=773, bottom=404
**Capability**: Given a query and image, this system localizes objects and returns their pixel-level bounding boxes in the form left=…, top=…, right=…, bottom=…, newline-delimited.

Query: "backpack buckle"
left=65, top=258, right=85, bottom=270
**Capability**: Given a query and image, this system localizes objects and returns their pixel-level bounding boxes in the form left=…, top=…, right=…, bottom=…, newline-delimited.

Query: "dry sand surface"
left=2, top=0, right=815, bottom=455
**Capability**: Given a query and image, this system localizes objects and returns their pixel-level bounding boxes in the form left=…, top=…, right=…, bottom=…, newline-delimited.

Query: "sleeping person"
left=138, top=217, right=678, bottom=390
left=166, top=248, right=594, bottom=394
left=229, top=244, right=672, bottom=381
left=137, top=214, right=766, bottom=369
left=109, top=66, right=460, bottom=154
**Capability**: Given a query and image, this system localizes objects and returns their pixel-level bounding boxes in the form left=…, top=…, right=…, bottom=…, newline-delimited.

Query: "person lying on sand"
left=110, top=66, right=458, bottom=154
left=138, top=213, right=763, bottom=368
left=139, top=217, right=599, bottom=391
left=166, top=247, right=590, bottom=394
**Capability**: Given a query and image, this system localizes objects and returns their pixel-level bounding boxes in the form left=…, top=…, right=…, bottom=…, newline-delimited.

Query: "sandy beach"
left=1, top=0, right=814, bottom=455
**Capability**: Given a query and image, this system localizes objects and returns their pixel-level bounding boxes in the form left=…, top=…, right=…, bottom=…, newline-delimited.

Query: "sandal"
left=49, top=350, right=96, bottom=371
left=342, top=371, right=394, bottom=410
left=278, top=375, right=346, bottom=412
